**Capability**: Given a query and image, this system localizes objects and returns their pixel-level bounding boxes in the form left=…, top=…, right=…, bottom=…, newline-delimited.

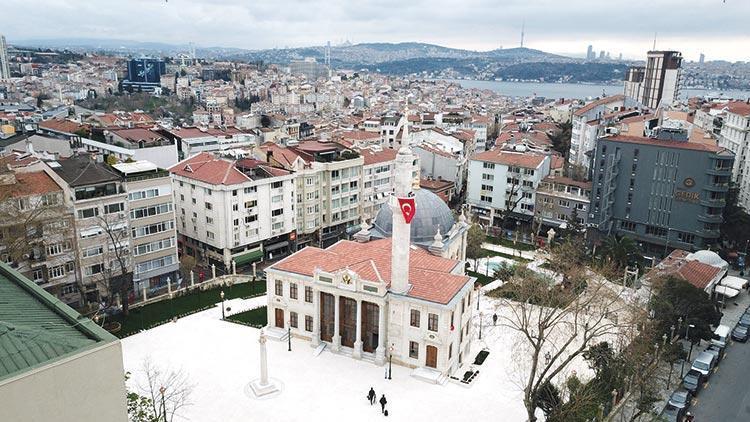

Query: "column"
left=375, top=302, right=386, bottom=365
left=311, top=288, right=321, bottom=347
left=332, top=294, right=341, bottom=352
left=353, top=299, right=363, bottom=359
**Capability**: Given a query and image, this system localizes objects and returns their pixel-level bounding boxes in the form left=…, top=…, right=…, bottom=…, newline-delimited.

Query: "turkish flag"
left=397, top=197, right=416, bottom=224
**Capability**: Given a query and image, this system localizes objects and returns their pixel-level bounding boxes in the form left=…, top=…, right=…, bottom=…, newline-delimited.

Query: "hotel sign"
left=675, top=190, right=700, bottom=203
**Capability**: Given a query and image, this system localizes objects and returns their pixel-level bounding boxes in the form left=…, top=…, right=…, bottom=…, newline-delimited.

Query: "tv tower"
left=520, top=21, right=525, bottom=48
left=324, top=41, right=331, bottom=66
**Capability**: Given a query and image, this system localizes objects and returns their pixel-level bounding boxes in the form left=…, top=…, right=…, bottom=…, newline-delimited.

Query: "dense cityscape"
left=2, top=2, right=750, bottom=421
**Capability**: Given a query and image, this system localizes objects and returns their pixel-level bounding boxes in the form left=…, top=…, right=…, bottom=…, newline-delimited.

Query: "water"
left=441, top=78, right=750, bottom=101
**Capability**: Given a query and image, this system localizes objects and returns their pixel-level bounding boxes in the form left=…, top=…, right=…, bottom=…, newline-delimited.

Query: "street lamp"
left=686, top=324, right=696, bottom=362
left=287, top=320, right=292, bottom=352
left=388, top=345, right=394, bottom=380
left=479, top=312, right=483, bottom=340
left=476, top=285, right=481, bottom=311
left=220, top=290, right=225, bottom=320
left=670, top=325, right=675, bottom=343
left=159, top=386, right=167, bottom=422
left=515, top=220, right=521, bottom=258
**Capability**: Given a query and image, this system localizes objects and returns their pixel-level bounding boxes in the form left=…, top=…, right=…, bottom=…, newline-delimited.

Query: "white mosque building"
left=265, top=145, right=476, bottom=379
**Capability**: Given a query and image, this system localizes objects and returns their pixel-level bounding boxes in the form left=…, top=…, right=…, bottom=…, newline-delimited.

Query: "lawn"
left=467, top=270, right=494, bottom=286
left=111, top=280, right=266, bottom=338
left=226, top=306, right=268, bottom=328
left=483, top=248, right=533, bottom=263
left=486, top=235, right=537, bottom=251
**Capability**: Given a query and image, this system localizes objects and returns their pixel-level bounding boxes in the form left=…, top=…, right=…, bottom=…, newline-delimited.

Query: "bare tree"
left=130, top=359, right=193, bottom=422
left=94, top=213, right=133, bottom=316
left=489, top=242, right=642, bottom=421
left=495, top=178, right=526, bottom=230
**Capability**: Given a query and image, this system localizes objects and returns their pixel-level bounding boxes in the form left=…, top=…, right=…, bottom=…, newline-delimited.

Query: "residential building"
left=624, top=51, right=683, bottom=109
left=467, top=147, right=551, bottom=228
left=534, top=176, right=591, bottom=236
left=568, top=95, right=627, bottom=170
left=170, top=152, right=296, bottom=272
left=0, top=263, right=127, bottom=422
left=97, top=128, right=178, bottom=168
left=160, top=126, right=256, bottom=161
left=122, top=57, right=167, bottom=92
left=260, top=140, right=365, bottom=249
left=0, top=34, right=10, bottom=80
left=623, top=67, right=645, bottom=102
left=0, top=165, right=80, bottom=306
left=265, top=146, right=475, bottom=376
left=587, top=131, right=734, bottom=256
left=356, top=145, right=397, bottom=220
left=645, top=249, right=728, bottom=295
left=112, top=161, right=178, bottom=293
left=288, top=58, right=329, bottom=81
left=717, top=101, right=750, bottom=209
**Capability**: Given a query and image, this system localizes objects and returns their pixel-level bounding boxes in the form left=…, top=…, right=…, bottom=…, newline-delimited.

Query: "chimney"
left=390, top=146, right=415, bottom=294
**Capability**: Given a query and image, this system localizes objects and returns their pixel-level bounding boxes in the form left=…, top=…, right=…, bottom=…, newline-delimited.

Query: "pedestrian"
left=379, top=394, right=387, bottom=414
left=367, top=387, right=376, bottom=405
left=492, top=313, right=498, bottom=326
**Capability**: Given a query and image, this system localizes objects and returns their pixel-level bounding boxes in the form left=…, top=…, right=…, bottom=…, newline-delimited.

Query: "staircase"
left=411, top=367, right=448, bottom=385
left=265, top=327, right=288, bottom=341
left=313, top=343, right=326, bottom=357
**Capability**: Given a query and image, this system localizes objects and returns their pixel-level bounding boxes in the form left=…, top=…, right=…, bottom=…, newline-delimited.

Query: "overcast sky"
left=4, top=0, right=749, bottom=61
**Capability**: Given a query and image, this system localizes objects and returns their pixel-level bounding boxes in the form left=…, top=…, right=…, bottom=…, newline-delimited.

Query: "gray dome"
left=372, top=189, right=455, bottom=243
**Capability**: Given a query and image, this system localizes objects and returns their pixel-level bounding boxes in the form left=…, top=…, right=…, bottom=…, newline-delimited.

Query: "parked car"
left=732, top=324, right=749, bottom=342
left=691, top=351, right=716, bottom=377
left=660, top=404, right=684, bottom=422
left=668, top=388, right=692, bottom=412
left=737, top=314, right=750, bottom=329
left=712, top=325, right=731, bottom=348
left=704, top=344, right=724, bottom=363
left=683, top=369, right=705, bottom=395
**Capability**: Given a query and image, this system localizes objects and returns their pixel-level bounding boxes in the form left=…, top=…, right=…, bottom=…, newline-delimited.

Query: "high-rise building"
left=288, top=57, right=329, bottom=81
left=587, top=45, right=594, bottom=60
left=699, top=53, right=705, bottom=64
left=641, top=50, right=682, bottom=109
left=0, top=34, right=10, bottom=80
left=122, top=57, right=166, bottom=92
left=588, top=128, right=734, bottom=255
left=623, top=50, right=682, bottom=109
left=599, top=50, right=606, bottom=60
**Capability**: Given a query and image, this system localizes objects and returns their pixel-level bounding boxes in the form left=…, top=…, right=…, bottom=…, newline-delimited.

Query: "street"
left=690, top=335, right=750, bottom=421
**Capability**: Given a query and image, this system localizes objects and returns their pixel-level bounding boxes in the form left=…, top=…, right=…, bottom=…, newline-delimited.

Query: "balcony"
left=698, top=229, right=721, bottom=239
left=703, top=183, right=730, bottom=192
left=697, top=213, right=723, bottom=224
left=706, top=166, right=732, bottom=176
left=700, top=198, right=726, bottom=207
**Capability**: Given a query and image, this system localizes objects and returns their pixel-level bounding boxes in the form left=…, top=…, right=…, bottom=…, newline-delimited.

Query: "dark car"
left=683, top=369, right=704, bottom=395
left=704, top=344, right=724, bottom=363
left=660, top=404, right=684, bottom=422
left=732, top=325, right=749, bottom=342
left=737, top=314, right=750, bottom=329
left=668, top=388, right=692, bottom=411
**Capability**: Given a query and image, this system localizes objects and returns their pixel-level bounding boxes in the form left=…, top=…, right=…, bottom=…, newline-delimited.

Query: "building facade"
left=0, top=34, right=10, bottom=80
left=587, top=133, right=734, bottom=255
left=717, top=101, right=750, bottom=209
left=535, top=176, right=591, bottom=234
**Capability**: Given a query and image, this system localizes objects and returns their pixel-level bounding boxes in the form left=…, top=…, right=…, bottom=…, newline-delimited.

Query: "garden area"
left=485, top=234, right=537, bottom=251
left=109, top=280, right=267, bottom=338
left=226, top=306, right=268, bottom=328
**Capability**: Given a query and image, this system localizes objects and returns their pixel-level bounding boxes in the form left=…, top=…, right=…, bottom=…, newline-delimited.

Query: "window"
left=204, top=188, right=212, bottom=195
left=559, top=200, right=571, bottom=208
left=290, top=312, right=298, bottom=328
left=290, top=283, right=298, bottom=299
left=428, top=313, right=438, bottom=332
left=305, top=286, right=313, bottom=303
left=410, top=309, right=420, bottom=327
left=32, top=268, right=44, bottom=282
left=135, top=255, right=175, bottom=274
left=678, top=232, right=695, bottom=244
left=305, top=315, right=313, bottom=332
left=85, top=263, right=104, bottom=276
left=77, top=207, right=99, bottom=219
left=272, top=194, right=283, bottom=203
left=275, top=280, right=283, bottom=296
left=409, top=341, right=419, bottom=359
left=481, top=184, right=494, bottom=192
left=272, top=209, right=284, bottom=217
left=483, top=162, right=495, bottom=169
left=130, top=203, right=173, bottom=219
left=482, top=173, right=494, bottom=181
left=180, top=194, right=185, bottom=202
left=46, top=243, right=64, bottom=256
left=132, top=221, right=174, bottom=238
left=271, top=181, right=283, bottom=189
left=233, top=218, right=239, bottom=226
left=232, top=190, right=238, bottom=197
left=206, top=216, right=214, bottom=224
left=620, top=221, right=636, bottom=232
left=104, top=202, right=124, bottom=214
left=206, top=231, right=215, bottom=240
left=129, top=188, right=163, bottom=201
left=244, top=186, right=257, bottom=194
left=205, top=202, right=213, bottom=210
left=133, top=237, right=175, bottom=256
left=48, top=265, right=66, bottom=279
left=245, top=215, right=257, bottom=224
left=480, top=195, right=492, bottom=203
left=645, top=225, right=667, bottom=237
left=83, top=245, right=103, bottom=258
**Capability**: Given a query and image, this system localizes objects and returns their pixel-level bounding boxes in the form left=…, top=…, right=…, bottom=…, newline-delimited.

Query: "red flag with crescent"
left=398, top=197, right=416, bottom=224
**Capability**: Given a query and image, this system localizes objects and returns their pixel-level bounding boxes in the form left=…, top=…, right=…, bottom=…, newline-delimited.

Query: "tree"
left=491, top=242, right=638, bottom=421
left=601, top=235, right=642, bottom=271
left=180, top=255, right=197, bottom=284
left=128, top=359, right=193, bottom=422
left=563, top=207, right=584, bottom=240
left=465, top=223, right=486, bottom=271
left=495, top=179, right=525, bottom=230
left=721, top=184, right=750, bottom=249
left=94, top=214, right=134, bottom=316
left=549, top=122, right=572, bottom=158
left=650, top=276, right=722, bottom=343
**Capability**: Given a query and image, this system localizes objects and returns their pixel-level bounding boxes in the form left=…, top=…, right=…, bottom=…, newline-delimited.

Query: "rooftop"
left=51, top=155, right=121, bottom=187
left=1, top=170, right=62, bottom=198
left=602, top=134, right=728, bottom=153
left=471, top=149, right=547, bottom=168
left=169, top=152, right=292, bottom=186
left=0, top=262, right=116, bottom=382
left=574, top=95, right=625, bottom=117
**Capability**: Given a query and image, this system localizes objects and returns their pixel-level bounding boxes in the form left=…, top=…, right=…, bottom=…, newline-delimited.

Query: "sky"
left=3, top=0, right=749, bottom=62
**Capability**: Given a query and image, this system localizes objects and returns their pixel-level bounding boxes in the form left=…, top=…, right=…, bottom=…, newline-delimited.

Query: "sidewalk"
left=482, top=242, right=537, bottom=260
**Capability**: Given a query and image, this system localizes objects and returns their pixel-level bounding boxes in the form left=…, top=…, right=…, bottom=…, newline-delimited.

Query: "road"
left=690, top=336, right=750, bottom=421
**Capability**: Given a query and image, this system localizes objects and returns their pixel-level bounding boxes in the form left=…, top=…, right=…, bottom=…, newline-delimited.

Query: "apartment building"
left=356, top=145, right=397, bottom=220
left=717, top=101, right=750, bottom=209
left=568, top=95, right=627, bottom=170
left=0, top=165, right=80, bottom=306
left=170, top=152, right=296, bottom=272
left=467, top=146, right=551, bottom=228
left=534, top=176, right=592, bottom=234
left=260, top=140, right=365, bottom=249
left=623, top=51, right=683, bottom=109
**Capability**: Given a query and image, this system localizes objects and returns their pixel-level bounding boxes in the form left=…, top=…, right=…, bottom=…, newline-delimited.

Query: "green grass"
left=111, top=280, right=267, bottom=338
left=485, top=235, right=537, bottom=251
left=482, top=248, right=533, bottom=263
left=467, top=270, right=494, bottom=286
left=226, top=306, right=268, bottom=328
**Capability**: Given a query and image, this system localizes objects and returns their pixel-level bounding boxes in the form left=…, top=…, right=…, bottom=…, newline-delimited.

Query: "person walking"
left=492, top=313, right=498, bottom=326
left=379, top=394, right=387, bottom=414
left=367, top=387, right=376, bottom=405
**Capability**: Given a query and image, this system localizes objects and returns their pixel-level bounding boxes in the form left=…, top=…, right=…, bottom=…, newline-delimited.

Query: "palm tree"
left=602, top=235, right=642, bottom=269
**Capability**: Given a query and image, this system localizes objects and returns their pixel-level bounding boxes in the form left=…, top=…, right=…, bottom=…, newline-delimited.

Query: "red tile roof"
left=39, top=119, right=86, bottom=135
left=725, top=101, right=750, bottom=117
left=471, top=149, right=547, bottom=168
left=4, top=171, right=62, bottom=197
left=169, top=152, right=249, bottom=185
left=574, top=95, right=625, bottom=117
left=356, top=147, right=398, bottom=166
left=270, top=239, right=471, bottom=304
left=646, top=249, right=723, bottom=290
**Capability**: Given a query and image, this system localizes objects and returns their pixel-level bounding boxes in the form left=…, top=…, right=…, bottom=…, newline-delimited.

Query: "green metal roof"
left=0, top=262, right=117, bottom=382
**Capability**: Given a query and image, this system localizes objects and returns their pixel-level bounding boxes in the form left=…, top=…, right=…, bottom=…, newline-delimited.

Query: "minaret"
left=390, top=146, right=415, bottom=294
left=401, top=105, right=409, bottom=148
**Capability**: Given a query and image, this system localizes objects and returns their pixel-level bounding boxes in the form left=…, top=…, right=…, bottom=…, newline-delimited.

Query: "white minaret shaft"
left=390, top=146, right=414, bottom=294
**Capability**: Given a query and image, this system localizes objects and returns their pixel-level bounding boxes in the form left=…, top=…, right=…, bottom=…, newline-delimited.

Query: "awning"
left=346, top=224, right=361, bottom=234
left=715, top=285, right=740, bottom=298
left=233, top=249, right=263, bottom=266
left=265, top=241, right=289, bottom=252
left=721, top=276, right=748, bottom=290
left=508, top=211, right=534, bottom=223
